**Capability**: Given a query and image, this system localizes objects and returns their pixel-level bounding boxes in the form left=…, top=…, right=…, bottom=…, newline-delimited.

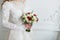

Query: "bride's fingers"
left=24, top=24, right=29, bottom=28
left=24, top=24, right=31, bottom=28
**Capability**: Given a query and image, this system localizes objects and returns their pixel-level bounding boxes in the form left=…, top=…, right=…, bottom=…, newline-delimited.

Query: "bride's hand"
left=24, top=24, right=32, bottom=29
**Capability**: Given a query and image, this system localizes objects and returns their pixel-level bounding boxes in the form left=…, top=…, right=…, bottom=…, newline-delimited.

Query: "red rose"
left=27, top=12, right=30, bottom=14
left=27, top=16, right=32, bottom=21
left=33, top=14, right=37, bottom=16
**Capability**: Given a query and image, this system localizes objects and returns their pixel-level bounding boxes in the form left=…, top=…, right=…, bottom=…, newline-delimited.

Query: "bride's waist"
left=9, top=19, right=23, bottom=25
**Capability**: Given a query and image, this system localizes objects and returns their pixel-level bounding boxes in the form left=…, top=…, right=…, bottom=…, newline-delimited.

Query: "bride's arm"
left=2, top=1, right=25, bottom=30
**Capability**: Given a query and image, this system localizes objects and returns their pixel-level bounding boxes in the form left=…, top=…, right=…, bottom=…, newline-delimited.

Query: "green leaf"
left=26, top=29, right=31, bottom=32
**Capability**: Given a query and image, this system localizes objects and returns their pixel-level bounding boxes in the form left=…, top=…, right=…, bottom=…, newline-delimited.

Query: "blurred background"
left=0, top=0, right=60, bottom=40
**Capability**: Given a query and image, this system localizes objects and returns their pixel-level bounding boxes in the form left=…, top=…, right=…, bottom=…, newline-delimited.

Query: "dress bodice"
left=8, top=2, right=23, bottom=24
left=2, top=1, right=32, bottom=25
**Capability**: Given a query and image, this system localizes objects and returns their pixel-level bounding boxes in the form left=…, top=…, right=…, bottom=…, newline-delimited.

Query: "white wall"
left=0, top=0, right=60, bottom=40
left=27, top=0, right=59, bottom=40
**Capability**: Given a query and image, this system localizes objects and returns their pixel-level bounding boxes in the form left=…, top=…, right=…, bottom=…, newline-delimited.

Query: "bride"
left=1, top=0, right=32, bottom=40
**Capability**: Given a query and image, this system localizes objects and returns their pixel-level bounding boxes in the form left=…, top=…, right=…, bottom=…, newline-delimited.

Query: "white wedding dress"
left=2, top=1, right=32, bottom=40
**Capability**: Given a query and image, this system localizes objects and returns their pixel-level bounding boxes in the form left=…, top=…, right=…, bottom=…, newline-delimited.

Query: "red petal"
left=27, top=16, right=32, bottom=21
left=33, top=14, right=37, bottom=16
left=27, top=12, right=30, bottom=14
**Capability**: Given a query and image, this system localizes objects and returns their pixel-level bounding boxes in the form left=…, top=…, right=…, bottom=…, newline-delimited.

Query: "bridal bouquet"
left=21, top=11, right=38, bottom=32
